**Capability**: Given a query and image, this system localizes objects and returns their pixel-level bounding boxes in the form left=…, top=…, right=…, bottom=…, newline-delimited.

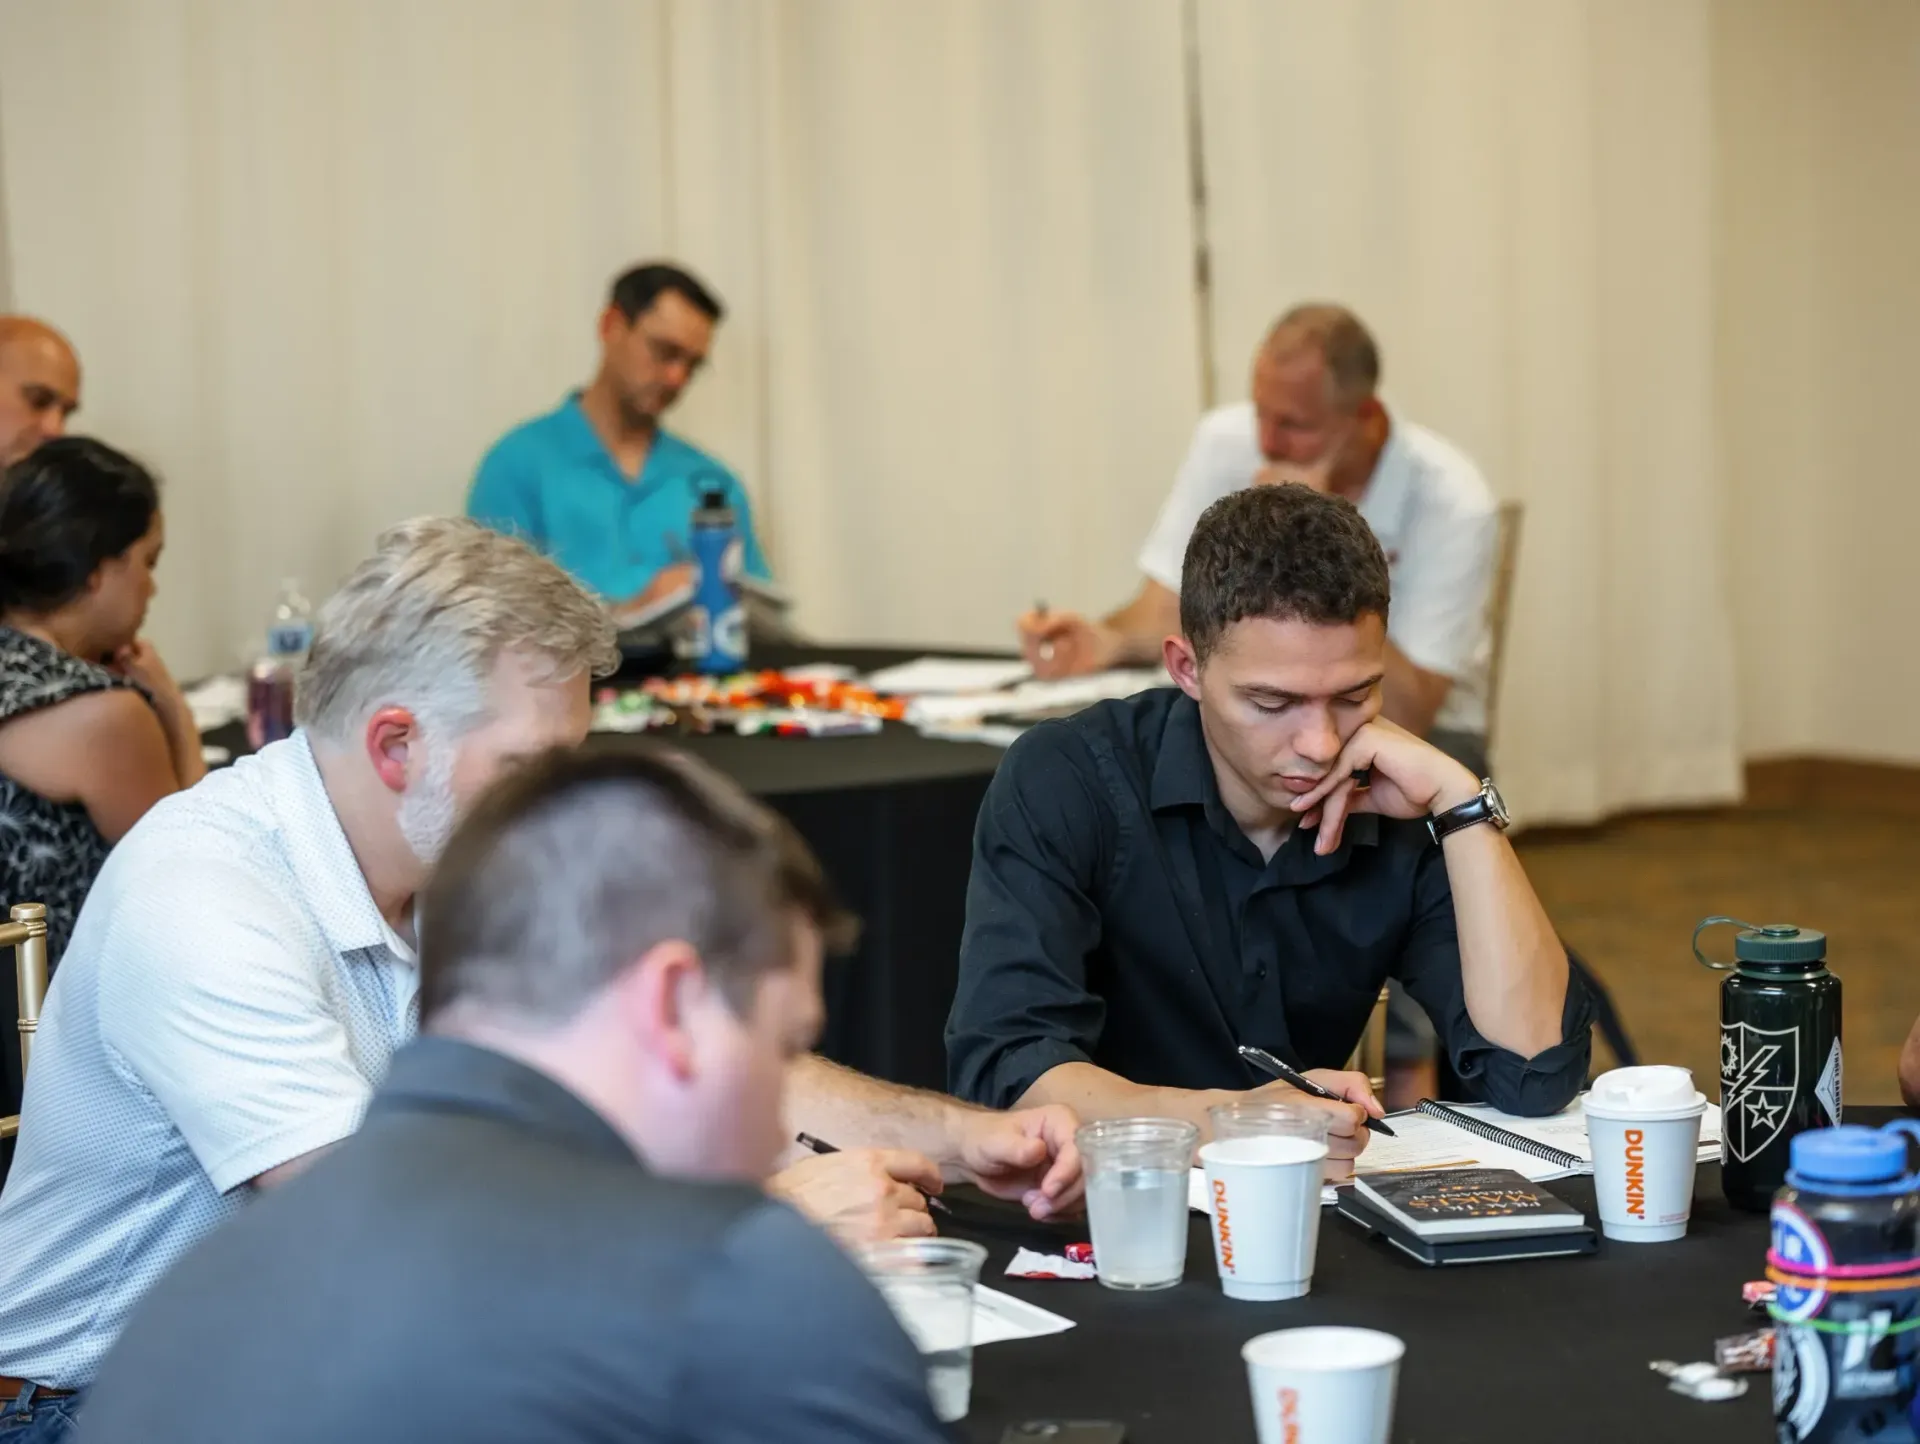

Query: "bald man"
left=1019, top=304, right=1498, bottom=777
left=0, top=318, right=80, bottom=468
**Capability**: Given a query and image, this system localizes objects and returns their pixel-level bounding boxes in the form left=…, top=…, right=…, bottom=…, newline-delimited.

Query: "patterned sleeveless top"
left=0, top=626, right=145, bottom=962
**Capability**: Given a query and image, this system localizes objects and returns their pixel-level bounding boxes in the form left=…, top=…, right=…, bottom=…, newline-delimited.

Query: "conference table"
left=204, top=643, right=1017, bottom=1092
left=947, top=1116, right=1850, bottom=1444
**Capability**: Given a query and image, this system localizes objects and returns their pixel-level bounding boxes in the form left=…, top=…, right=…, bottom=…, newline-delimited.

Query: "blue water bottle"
left=688, top=486, right=746, bottom=676
left=1771, top=1122, right=1920, bottom=1443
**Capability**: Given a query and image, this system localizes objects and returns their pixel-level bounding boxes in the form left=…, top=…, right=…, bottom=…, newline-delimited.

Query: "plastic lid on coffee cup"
left=1583, top=1065, right=1707, bottom=1121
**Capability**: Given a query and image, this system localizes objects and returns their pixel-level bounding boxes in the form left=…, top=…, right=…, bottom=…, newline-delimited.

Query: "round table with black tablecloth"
left=203, top=644, right=1012, bottom=1091
left=942, top=1113, right=1897, bottom=1444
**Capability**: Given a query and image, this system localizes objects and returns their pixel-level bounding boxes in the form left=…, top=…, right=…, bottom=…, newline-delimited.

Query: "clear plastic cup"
left=1201, top=1102, right=1331, bottom=1300
left=857, top=1237, right=988, bottom=1422
left=1077, top=1117, right=1201, bottom=1291
left=1243, top=1326, right=1405, bottom=1444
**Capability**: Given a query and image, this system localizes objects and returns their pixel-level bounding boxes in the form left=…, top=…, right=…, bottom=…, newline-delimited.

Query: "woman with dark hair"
left=0, top=437, right=203, bottom=961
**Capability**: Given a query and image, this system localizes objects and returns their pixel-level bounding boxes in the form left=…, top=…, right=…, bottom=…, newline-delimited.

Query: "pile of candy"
left=593, top=669, right=909, bottom=739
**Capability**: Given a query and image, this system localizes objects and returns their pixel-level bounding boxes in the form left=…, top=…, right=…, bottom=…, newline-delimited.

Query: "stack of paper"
left=863, top=657, right=1033, bottom=695
left=1185, top=1094, right=1724, bottom=1211
left=1344, top=1098, right=1723, bottom=1186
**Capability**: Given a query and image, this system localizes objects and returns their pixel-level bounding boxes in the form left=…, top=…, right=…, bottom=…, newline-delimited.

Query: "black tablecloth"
left=203, top=644, right=1008, bottom=1091
left=946, top=1112, right=1883, bottom=1444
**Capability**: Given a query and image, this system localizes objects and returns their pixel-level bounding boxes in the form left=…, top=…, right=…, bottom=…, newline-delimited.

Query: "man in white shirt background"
left=1019, top=303, right=1499, bottom=780
left=0, top=518, right=1081, bottom=1438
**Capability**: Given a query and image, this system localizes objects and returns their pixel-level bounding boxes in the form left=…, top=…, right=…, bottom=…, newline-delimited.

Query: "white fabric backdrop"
left=8, top=0, right=1899, bottom=821
left=1194, top=0, right=1741, bottom=821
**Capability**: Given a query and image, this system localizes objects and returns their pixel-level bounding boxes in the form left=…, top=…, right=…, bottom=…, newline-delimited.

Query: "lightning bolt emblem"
left=1725, top=1040, right=1779, bottom=1106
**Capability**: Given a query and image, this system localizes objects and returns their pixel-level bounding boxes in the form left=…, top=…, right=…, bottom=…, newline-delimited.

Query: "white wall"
left=1715, top=0, right=1920, bottom=764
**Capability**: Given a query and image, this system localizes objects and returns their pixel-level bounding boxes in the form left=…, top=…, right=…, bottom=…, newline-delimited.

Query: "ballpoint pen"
left=795, top=1132, right=953, bottom=1214
left=1236, top=1045, right=1397, bottom=1137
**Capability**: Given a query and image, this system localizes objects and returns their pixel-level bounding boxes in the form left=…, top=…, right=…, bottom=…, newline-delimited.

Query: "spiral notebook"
left=1351, top=1096, right=1723, bottom=1185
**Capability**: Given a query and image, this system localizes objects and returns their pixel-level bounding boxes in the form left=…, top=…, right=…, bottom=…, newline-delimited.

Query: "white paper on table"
left=968, top=1284, right=1078, bottom=1345
left=1338, top=1097, right=1724, bottom=1185
left=184, top=674, right=247, bottom=731
left=863, top=657, right=1033, bottom=695
left=1189, top=1168, right=1338, bottom=1212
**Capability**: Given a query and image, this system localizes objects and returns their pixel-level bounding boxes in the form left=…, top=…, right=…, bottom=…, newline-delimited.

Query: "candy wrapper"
left=1714, top=1329, right=1775, bottom=1374
left=1743, top=1279, right=1777, bottom=1313
left=1005, top=1246, right=1097, bottom=1281
left=1648, top=1360, right=1748, bottom=1402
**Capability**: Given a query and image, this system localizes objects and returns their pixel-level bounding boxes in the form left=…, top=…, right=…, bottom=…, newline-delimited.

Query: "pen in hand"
left=795, top=1132, right=954, bottom=1215
left=1032, top=598, right=1055, bottom=665
left=1236, top=1045, right=1398, bottom=1137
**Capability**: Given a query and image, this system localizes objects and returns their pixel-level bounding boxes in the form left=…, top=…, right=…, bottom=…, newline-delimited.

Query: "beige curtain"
left=0, top=0, right=1200, bottom=682
left=1194, top=0, right=1742, bottom=823
left=0, top=0, right=687, bottom=676
left=1714, top=0, right=1920, bottom=766
left=5, top=0, right=1911, bottom=818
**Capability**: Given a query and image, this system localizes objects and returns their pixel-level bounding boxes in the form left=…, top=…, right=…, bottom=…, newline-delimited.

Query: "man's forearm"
left=1379, top=641, right=1451, bottom=738
left=1100, top=581, right=1182, bottom=667
left=786, top=1055, right=970, bottom=1164
left=1441, top=825, right=1569, bottom=1058
left=1018, top=1061, right=1229, bottom=1136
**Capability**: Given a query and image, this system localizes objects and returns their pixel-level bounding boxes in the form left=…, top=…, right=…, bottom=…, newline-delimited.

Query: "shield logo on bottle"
left=1721, top=1022, right=1800, bottom=1163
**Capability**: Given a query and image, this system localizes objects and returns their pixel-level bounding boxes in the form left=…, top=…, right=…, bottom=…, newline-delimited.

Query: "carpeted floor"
left=1516, top=807, right=1920, bottom=1107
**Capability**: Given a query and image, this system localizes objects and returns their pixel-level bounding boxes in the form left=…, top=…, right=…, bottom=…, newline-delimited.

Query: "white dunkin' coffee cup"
left=1243, top=1326, right=1404, bottom=1444
left=1199, top=1134, right=1329, bottom=1301
left=1583, top=1065, right=1707, bottom=1243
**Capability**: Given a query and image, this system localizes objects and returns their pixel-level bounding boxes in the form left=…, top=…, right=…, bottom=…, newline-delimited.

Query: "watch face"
left=1482, top=780, right=1510, bottom=828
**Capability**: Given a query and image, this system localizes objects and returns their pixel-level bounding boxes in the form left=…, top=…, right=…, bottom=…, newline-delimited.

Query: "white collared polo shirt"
left=1136, top=402, right=1500, bottom=736
left=0, top=731, right=418, bottom=1388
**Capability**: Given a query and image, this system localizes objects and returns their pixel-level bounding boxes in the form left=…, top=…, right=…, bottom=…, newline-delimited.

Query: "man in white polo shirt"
left=1020, top=303, right=1499, bottom=778
left=0, top=519, right=1083, bottom=1438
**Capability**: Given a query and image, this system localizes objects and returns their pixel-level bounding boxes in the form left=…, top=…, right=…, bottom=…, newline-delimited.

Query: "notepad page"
left=1438, top=1097, right=1723, bottom=1166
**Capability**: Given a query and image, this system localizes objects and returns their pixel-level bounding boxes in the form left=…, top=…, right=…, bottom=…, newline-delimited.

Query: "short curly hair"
left=1179, top=484, right=1391, bottom=664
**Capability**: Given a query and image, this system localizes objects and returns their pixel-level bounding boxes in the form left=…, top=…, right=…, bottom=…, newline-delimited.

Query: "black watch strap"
left=1427, top=781, right=1507, bottom=844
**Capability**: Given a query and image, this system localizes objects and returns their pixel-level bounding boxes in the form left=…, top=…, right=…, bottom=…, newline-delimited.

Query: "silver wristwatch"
left=1426, top=779, right=1510, bottom=844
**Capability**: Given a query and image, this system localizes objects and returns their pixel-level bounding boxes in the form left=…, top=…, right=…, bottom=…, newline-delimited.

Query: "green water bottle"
left=1694, top=918, right=1842, bottom=1213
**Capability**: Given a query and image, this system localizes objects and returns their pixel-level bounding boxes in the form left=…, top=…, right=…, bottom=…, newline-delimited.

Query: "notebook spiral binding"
left=1414, top=1099, right=1585, bottom=1172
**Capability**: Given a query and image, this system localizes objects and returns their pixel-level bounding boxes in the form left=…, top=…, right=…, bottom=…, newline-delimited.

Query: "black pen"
left=795, top=1132, right=953, bottom=1215
left=1236, top=1046, right=1397, bottom=1137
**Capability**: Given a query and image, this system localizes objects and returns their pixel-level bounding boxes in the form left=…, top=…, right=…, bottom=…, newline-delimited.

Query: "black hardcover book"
left=1336, top=1178, right=1595, bottom=1268
left=1354, top=1168, right=1586, bottom=1239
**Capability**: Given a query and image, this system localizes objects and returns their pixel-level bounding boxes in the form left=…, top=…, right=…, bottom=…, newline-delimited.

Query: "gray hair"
left=419, top=743, right=859, bottom=1027
left=295, top=517, right=619, bottom=743
left=1262, top=303, right=1381, bottom=409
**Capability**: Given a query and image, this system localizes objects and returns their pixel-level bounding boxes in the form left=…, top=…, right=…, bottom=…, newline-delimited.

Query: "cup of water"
left=1077, top=1117, right=1201, bottom=1291
left=857, top=1236, right=988, bottom=1423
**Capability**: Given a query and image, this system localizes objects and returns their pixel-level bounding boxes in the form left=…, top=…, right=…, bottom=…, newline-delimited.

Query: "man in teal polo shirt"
left=468, top=262, right=770, bottom=624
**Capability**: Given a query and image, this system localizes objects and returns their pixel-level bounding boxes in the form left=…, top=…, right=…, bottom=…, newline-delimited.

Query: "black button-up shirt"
left=946, top=688, right=1592, bottom=1117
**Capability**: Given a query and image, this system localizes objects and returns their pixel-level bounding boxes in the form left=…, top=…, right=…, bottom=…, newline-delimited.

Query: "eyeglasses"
left=638, top=330, right=708, bottom=377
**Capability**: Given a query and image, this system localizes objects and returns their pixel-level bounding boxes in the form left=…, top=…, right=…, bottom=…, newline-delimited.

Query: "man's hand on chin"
left=946, top=1102, right=1086, bottom=1219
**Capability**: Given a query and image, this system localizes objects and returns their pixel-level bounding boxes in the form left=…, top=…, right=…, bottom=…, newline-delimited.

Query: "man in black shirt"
left=80, top=746, right=950, bottom=1443
left=949, top=483, right=1592, bottom=1173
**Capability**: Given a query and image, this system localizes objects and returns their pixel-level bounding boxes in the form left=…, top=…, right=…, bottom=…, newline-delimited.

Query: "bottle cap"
left=1789, top=1125, right=1906, bottom=1185
left=1732, top=924, right=1825, bottom=966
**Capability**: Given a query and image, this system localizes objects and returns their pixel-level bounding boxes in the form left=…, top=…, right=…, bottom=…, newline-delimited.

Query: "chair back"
left=1482, top=501, right=1524, bottom=753
left=0, top=902, right=49, bottom=1142
left=1347, top=985, right=1390, bottom=1096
